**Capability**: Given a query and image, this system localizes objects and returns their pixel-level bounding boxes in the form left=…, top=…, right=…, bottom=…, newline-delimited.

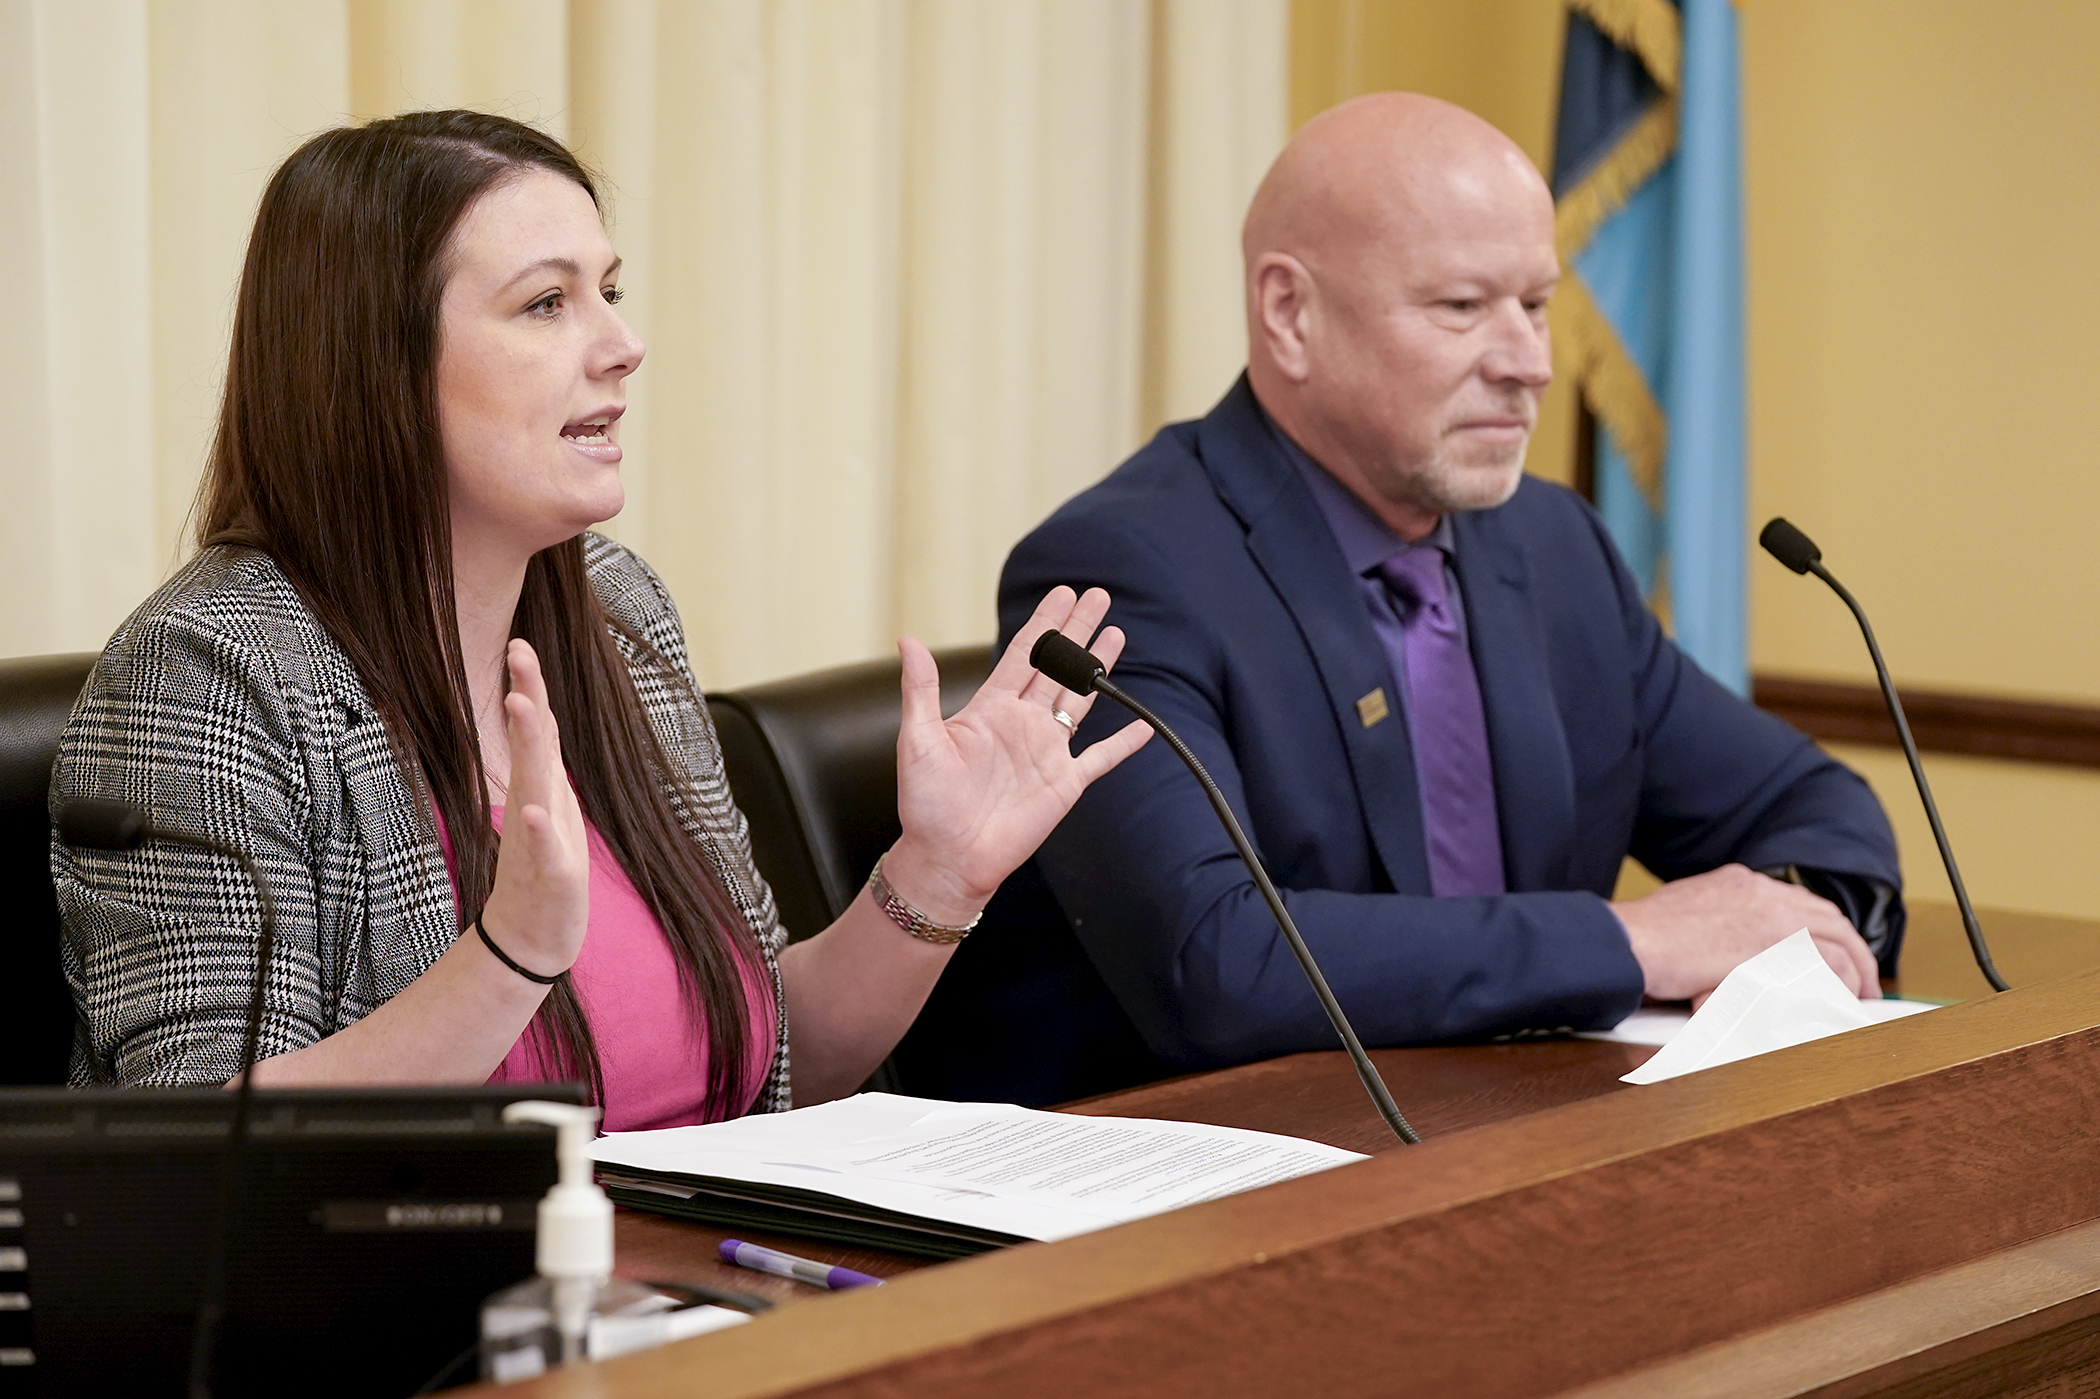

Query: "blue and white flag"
left=1552, top=0, right=1745, bottom=693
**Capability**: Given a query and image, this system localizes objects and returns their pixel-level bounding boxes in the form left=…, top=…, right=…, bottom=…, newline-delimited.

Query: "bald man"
left=994, top=94, right=1903, bottom=1074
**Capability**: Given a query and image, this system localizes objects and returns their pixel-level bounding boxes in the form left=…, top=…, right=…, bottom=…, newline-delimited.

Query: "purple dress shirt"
left=1276, top=426, right=1508, bottom=897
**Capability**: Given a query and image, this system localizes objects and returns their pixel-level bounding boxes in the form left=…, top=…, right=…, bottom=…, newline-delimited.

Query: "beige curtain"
left=1, top=0, right=1287, bottom=687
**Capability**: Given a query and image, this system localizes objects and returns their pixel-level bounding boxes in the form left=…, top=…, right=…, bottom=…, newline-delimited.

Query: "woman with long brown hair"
left=50, top=110, right=1148, bottom=1127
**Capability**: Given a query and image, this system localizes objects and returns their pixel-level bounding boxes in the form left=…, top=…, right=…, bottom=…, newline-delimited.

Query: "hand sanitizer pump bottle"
left=478, top=1100, right=666, bottom=1382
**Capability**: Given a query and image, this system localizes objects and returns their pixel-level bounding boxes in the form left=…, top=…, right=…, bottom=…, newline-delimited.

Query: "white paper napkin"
left=1620, top=928, right=1935, bottom=1085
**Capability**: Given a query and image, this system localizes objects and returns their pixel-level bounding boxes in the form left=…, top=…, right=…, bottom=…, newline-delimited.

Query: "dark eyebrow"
left=498, top=255, right=623, bottom=295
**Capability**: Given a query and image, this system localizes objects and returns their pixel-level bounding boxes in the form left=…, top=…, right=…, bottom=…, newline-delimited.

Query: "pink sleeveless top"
left=437, top=806, right=777, bottom=1131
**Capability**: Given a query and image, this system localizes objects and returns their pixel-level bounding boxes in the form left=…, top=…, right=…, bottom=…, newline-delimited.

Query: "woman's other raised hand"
left=481, top=638, right=591, bottom=977
left=882, top=586, right=1151, bottom=926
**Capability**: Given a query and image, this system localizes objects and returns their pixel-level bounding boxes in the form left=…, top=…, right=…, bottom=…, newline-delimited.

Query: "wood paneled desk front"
left=484, top=903, right=2100, bottom=1398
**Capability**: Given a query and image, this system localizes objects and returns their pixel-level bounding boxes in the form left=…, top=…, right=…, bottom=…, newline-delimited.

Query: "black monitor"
left=0, top=1083, right=584, bottom=1398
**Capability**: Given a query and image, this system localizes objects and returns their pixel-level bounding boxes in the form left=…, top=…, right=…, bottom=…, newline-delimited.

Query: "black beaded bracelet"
left=475, top=916, right=564, bottom=986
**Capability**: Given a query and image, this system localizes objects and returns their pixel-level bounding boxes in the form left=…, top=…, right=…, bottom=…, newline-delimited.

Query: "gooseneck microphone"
left=1031, top=631, right=1420, bottom=1145
left=58, top=797, right=281, bottom=1399
left=1757, top=519, right=2009, bottom=993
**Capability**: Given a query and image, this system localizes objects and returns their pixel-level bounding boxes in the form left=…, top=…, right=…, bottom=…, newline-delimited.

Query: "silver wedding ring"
left=1050, top=707, right=1077, bottom=734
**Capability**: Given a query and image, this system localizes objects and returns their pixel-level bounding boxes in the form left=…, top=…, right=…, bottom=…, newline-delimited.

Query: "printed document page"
left=593, top=1095, right=1367, bottom=1243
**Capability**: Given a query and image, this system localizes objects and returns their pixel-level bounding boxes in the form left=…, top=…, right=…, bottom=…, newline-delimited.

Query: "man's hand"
left=1611, top=864, right=1881, bottom=1005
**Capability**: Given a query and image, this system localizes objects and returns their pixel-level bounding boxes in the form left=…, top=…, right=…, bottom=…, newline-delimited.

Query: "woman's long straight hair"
left=197, top=110, right=760, bottom=1115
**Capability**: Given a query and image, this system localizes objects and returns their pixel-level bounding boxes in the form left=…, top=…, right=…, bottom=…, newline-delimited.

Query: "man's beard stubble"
left=1409, top=435, right=1529, bottom=515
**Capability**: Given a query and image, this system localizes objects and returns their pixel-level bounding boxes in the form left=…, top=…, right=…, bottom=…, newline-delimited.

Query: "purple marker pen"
left=718, top=1239, right=884, bottom=1290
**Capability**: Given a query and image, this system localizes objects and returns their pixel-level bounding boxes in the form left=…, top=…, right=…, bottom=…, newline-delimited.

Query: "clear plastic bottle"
left=480, top=1102, right=747, bottom=1382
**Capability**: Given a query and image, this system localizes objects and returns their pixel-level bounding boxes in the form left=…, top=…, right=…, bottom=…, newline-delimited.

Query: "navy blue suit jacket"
left=998, top=380, right=1903, bottom=1070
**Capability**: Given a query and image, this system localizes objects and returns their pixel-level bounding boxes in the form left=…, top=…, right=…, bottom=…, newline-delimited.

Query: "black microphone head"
left=1759, top=517, right=1823, bottom=574
left=1029, top=630, right=1106, bottom=694
left=57, top=798, right=151, bottom=851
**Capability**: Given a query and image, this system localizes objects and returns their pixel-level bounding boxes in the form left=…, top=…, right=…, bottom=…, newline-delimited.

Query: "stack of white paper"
left=593, top=1094, right=1368, bottom=1245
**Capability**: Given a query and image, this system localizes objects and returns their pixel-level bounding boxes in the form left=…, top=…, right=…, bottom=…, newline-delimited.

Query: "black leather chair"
left=707, top=648, right=990, bottom=950
left=0, top=653, right=97, bottom=1085
left=707, top=648, right=1173, bottom=1106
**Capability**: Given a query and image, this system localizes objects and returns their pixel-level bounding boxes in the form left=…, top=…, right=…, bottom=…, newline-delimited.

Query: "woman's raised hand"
left=882, top=587, right=1152, bottom=925
left=481, top=639, right=591, bottom=976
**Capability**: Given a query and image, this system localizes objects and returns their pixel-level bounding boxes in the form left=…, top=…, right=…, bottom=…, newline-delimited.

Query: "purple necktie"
left=1376, top=549, right=1507, bottom=897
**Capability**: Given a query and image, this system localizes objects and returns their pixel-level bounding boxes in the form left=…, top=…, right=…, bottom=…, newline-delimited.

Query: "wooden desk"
left=600, top=901, right=2100, bottom=1313
left=606, top=1036, right=1655, bottom=1307
left=493, top=913, right=2100, bottom=1399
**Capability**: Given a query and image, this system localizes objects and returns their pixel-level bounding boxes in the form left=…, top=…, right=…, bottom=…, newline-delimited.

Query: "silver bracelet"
left=867, top=853, right=981, bottom=945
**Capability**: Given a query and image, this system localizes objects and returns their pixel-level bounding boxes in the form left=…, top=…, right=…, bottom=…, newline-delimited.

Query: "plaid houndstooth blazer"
left=51, top=532, right=793, bottom=1112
